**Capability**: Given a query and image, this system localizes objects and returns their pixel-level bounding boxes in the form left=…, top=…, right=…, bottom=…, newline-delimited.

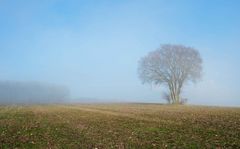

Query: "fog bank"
left=0, top=81, right=70, bottom=104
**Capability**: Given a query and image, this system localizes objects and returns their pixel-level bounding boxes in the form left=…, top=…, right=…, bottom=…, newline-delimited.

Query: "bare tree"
left=138, top=44, right=202, bottom=104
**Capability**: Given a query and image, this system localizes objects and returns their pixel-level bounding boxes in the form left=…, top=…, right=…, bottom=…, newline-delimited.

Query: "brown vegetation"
left=0, top=104, right=239, bottom=148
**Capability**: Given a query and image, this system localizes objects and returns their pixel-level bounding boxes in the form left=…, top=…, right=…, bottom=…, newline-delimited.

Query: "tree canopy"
left=138, top=44, right=202, bottom=104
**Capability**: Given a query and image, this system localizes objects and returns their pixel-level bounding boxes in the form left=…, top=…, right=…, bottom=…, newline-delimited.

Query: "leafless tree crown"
left=138, top=44, right=202, bottom=104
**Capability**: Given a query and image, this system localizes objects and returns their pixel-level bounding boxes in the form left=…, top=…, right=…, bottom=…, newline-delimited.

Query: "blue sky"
left=0, top=0, right=240, bottom=106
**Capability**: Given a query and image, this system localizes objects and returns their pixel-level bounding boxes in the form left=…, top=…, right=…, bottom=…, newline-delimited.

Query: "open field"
left=0, top=104, right=240, bottom=148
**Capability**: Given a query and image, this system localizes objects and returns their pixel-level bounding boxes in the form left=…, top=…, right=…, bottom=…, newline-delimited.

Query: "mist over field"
left=0, top=1, right=240, bottom=148
left=0, top=0, right=239, bottom=106
left=0, top=81, right=69, bottom=104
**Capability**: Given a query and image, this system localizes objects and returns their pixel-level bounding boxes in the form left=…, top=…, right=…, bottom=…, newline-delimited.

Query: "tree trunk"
left=168, top=82, right=181, bottom=104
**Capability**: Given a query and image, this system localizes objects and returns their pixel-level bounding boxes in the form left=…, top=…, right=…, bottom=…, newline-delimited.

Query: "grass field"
left=0, top=104, right=239, bottom=148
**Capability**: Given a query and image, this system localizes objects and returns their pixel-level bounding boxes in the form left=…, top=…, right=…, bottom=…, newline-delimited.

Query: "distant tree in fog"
left=0, top=81, right=70, bottom=104
left=138, top=44, right=202, bottom=104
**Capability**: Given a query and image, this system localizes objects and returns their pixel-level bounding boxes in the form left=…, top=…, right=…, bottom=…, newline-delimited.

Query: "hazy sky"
left=0, top=0, right=240, bottom=106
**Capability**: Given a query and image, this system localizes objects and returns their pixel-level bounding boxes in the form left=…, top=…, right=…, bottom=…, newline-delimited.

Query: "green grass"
left=0, top=104, right=239, bottom=148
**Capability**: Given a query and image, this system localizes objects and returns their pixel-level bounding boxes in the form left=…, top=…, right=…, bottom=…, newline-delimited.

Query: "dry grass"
left=0, top=104, right=240, bottom=148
